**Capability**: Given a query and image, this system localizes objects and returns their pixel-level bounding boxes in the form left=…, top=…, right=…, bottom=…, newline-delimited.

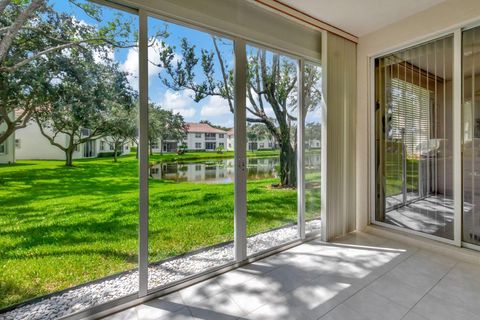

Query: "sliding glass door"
left=146, top=15, right=235, bottom=289
left=0, top=3, right=325, bottom=317
left=0, top=1, right=139, bottom=316
left=244, top=45, right=299, bottom=255
left=374, top=35, right=455, bottom=240
left=304, top=63, right=324, bottom=234
left=463, top=26, right=480, bottom=246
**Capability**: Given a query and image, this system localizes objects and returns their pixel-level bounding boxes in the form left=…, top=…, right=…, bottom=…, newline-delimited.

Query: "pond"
left=150, top=155, right=321, bottom=183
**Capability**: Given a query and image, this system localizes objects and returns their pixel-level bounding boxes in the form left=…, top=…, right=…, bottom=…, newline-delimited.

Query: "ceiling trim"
left=252, top=0, right=358, bottom=43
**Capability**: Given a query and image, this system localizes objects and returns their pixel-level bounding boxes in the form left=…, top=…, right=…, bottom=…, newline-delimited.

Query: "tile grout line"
left=315, top=246, right=419, bottom=320
left=399, top=260, right=459, bottom=320
left=236, top=246, right=347, bottom=318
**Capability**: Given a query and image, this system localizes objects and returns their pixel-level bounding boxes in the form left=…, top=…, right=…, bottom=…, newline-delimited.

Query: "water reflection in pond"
left=150, top=155, right=321, bottom=184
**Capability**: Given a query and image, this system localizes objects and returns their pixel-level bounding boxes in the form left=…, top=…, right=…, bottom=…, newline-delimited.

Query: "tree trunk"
left=65, top=148, right=74, bottom=167
left=136, top=145, right=139, bottom=159
left=113, top=144, right=118, bottom=162
left=278, top=135, right=297, bottom=187
left=0, top=121, right=14, bottom=145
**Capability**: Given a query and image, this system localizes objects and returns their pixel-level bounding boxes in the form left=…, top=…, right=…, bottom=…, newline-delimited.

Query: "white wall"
left=15, top=122, right=83, bottom=160
left=356, top=0, right=480, bottom=230
left=0, top=112, right=15, bottom=164
left=185, top=132, right=228, bottom=151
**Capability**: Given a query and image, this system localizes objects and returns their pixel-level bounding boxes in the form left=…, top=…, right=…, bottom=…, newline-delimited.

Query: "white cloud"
left=120, top=38, right=182, bottom=90
left=200, top=96, right=231, bottom=117
left=93, top=47, right=114, bottom=65
left=159, top=89, right=196, bottom=119
left=246, top=95, right=275, bottom=119
left=120, top=47, right=140, bottom=90
left=305, top=98, right=326, bottom=124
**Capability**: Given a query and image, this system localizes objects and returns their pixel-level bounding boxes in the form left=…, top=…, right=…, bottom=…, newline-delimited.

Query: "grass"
left=385, top=155, right=420, bottom=196
left=0, top=151, right=310, bottom=308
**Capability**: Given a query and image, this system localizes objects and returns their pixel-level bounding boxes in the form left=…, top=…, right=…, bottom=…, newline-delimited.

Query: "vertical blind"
left=463, top=26, right=480, bottom=245
left=389, top=77, right=431, bottom=157
left=375, top=35, right=454, bottom=240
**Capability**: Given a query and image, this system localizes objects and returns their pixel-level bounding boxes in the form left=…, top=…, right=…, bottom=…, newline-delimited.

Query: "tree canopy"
left=149, top=103, right=187, bottom=155
left=34, top=49, right=136, bottom=166
left=155, top=35, right=323, bottom=186
left=0, top=0, right=136, bottom=144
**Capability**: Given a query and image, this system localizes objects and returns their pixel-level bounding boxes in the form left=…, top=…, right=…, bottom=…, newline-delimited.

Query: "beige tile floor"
left=103, top=232, right=480, bottom=320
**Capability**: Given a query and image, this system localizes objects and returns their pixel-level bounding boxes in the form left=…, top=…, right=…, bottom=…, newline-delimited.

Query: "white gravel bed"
left=1, top=220, right=321, bottom=320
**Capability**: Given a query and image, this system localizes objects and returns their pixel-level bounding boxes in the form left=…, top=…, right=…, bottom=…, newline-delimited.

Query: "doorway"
left=374, top=35, right=454, bottom=240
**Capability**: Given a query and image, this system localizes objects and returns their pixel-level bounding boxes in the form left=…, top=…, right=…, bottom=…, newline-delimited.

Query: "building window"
left=195, top=142, right=202, bottom=149
left=0, top=142, right=5, bottom=154
left=219, top=142, right=224, bottom=147
left=100, top=141, right=105, bottom=151
left=195, top=164, right=201, bottom=171
left=219, top=133, right=224, bottom=138
left=151, top=142, right=159, bottom=149
left=15, top=139, right=20, bottom=149
left=109, top=143, right=114, bottom=151
left=205, top=133, right=216, bottom=140
left=195, top=133, right=202, bottom=138
left=80, top=128, right=91, bottom=136
left=205, top=142, right=216, bottom=150
left=259, top=143, right=264, bottom=148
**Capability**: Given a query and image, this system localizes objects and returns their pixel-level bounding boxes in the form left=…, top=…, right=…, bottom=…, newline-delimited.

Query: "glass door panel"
left=245, top=45, right=299, bottom=255
left=0, top=1, right=139, bottom=316
left=463, top=26, right=480, bottom=245
left=147, top=16, right=235, bottom=289
left=375, top=35, right=454, bottom=240
left=304, top=63, right=324, bottom=234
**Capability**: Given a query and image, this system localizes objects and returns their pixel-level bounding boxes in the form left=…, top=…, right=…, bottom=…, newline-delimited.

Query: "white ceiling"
left=277, top=0, right=446, bottom=37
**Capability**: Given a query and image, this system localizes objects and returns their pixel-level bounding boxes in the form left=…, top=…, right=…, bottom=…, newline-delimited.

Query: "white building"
left=185, top=122, right=228, bottom=151
left=153, top=122, right=229, bottom=153
left=0, top=111, right=15, bottom=164
left=14, top=121, right=130, bottom=161
left=226, top=128, right=278, bottom=152
left=306, top=139, right=321, bottom=149
left=153, top=122, right=279, bottom=153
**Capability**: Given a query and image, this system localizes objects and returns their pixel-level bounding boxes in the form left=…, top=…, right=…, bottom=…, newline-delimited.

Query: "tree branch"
left=0, top=0, right=10, bottom=17
left=0, top=0, right=44, bottom=63
left=34, top=112, right=68, bottom=152
left=212, top=36, right=234, bottom=113
left=1, top=36, right=137, bottom=72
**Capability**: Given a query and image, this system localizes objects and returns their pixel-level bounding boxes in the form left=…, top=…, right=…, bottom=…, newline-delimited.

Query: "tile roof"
left=186, top=122, right=228, bottom=134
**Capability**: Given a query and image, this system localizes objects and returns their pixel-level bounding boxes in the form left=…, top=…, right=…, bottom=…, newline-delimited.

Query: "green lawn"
left=0, top=151, right=304, bottom=308
left=385, top=156, right=420, bottom=196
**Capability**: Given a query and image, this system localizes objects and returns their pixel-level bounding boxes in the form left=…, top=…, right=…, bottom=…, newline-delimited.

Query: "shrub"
left=177, top=144, right=187, bottom=155
left=97, top=151, right=122, bottom=158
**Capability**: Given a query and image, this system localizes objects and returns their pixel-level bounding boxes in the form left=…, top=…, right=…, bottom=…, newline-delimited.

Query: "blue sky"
left=50, top=0, right=235, bottom=128
left=48, top=0, right=323, bottom=128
